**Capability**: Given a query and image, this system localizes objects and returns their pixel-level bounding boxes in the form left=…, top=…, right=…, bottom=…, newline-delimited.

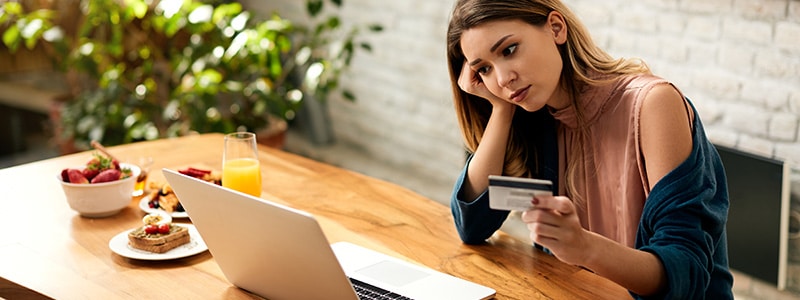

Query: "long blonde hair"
left=446, top=0, right=650, bottom=201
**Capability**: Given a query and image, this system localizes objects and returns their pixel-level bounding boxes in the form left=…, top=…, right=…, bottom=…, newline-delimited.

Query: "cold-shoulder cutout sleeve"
left=632, top=100, right=733, bottom=299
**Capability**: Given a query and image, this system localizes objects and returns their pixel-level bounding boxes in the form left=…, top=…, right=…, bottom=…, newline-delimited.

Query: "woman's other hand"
left=458, top=61, right=515, bottom=200
left=458, top=61, right=514, bottom=110
left=521, top=196, right=592, bottom=266
left=522, top=196, right=668, bottom=296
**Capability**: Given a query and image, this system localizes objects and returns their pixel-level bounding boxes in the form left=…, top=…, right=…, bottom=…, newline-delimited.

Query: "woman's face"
left=460, top=16, right=569, bottom=111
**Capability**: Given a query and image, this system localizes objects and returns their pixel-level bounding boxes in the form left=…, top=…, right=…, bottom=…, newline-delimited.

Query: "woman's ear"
left=548, top=11, right=568, bottom=45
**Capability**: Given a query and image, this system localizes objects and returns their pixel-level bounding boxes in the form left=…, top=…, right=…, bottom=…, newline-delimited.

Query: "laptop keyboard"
left=350, top=278, right=414, bottom=300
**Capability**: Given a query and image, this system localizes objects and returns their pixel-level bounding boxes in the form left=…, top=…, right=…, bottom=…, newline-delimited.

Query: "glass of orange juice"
left=222, top=132, right=262, bottom=197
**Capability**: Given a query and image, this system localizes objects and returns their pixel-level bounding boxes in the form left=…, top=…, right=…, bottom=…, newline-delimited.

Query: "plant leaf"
left=326, top=16, right=340, bottom=30
left=2, top=25, right=20, bottom=52
left=212, top=3, right=242, bottom=24
left=164, top=14, right=182, bottom=37
left=342, top=89, right=356, bottom=101
left=24, top=35, right=39, bottom=50
left=3, top=2, right=22, bottom=15
left=188, top=5, right=213, bottom=24
left=126, top=0, right=148, bottom=19
left=29, top=9, right=55, bottom=21
left=307, top=0, right=323, bottom=17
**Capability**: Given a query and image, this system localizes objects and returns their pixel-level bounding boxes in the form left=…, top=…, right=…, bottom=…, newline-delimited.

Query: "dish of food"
left=139, top=194, right=189, bottom=218
left=139, top=167, right=221, bottom=218
left=58, top=151, right=141, bottom=218
left=109, top=224, right=207, bottom=260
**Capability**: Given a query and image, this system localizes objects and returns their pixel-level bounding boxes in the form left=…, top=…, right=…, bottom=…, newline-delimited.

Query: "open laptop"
left=163, top=168, right=496, bottom=300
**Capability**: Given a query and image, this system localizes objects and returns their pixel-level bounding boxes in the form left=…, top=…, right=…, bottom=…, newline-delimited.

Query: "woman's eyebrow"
left=490, top=34, right=513, bottom=52
left=468, top=34, right=513, bottom=67
left=468, top=58, right=483, bottom=67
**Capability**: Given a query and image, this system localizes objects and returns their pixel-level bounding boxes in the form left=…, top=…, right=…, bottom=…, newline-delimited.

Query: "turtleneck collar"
left=549, top=73, right=632, bottom=129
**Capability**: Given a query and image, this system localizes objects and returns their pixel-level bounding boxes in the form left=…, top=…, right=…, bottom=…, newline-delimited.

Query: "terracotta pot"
left=255, top=116, right=288, bottom=149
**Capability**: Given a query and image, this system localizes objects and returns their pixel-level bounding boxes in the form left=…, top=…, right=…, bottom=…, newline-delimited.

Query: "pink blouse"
left=550, top=74, right=681, bottom=247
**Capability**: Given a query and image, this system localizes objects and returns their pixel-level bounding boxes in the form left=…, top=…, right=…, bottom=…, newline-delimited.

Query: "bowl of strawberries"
left=58, top=153, right=140, bottom=218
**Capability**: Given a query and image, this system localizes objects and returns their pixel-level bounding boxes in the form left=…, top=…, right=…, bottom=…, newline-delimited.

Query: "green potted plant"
left=288, top=0, right=383, bottom=145
left=1, top=0, right=380, bottom=150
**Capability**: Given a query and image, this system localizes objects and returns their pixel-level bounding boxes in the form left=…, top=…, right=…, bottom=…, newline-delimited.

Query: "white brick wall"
left=771, top=112, right=799, bottom=141
left=570, top=0, right=800, bottom=166
left=792, top=1, right=800, bottom=21
left=792, top=91, right=800, bottom=114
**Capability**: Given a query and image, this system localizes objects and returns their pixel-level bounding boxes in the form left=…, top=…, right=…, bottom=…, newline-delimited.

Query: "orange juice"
left=222, top=158, right=262, bottom=197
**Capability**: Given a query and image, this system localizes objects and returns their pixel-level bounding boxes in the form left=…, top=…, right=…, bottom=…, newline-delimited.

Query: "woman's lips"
left=509, top=86, right=530, bottom=103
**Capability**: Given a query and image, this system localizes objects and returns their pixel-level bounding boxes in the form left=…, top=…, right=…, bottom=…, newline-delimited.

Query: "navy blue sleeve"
left=450, top=154, right=510, bottom=244
left=633, top=111, right=733, bottom=299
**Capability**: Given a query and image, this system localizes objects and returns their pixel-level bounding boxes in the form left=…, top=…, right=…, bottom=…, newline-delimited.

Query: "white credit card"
left=488, top=175, right=553, bottom=211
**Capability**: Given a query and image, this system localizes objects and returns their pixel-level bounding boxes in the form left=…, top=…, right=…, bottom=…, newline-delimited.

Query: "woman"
left=446, top=0, right=733, bottom=298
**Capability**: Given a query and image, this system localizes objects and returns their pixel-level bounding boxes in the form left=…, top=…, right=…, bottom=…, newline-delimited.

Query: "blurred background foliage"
left=0, top=0, right=381, bottom=150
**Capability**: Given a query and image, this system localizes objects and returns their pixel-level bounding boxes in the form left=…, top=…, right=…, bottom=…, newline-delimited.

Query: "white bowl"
left=59, top=163, right=140, bottom=218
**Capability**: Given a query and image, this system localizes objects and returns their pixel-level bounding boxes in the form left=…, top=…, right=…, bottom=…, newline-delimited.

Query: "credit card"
left=488, top=175, right=553, bottom=211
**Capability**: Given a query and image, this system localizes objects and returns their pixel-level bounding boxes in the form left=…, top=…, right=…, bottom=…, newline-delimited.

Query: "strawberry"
left=82, top=168, right=100, bottom=181
left=60, top=168, right=70, bottom=182
left=67, top=169, right=89, bottom=184
left=91, top=169, right=121, bottom=183
left=157, top=223, right=170, bottom=234
left=144, top=225, right=159, bottom=234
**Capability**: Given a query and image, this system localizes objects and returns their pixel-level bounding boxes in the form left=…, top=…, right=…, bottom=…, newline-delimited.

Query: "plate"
left=109, top=224, right=208, bottom=260
left=139, top=194, right=189, bottom=218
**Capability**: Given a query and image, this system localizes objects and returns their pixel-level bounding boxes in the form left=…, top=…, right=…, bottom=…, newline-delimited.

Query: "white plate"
left=109, top=224, right=207, bottom=260
left=139, top=194, right=189, bottom=218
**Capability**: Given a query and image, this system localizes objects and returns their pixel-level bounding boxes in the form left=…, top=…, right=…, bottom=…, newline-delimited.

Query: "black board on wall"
left=716, top=144, right=790, bottom=290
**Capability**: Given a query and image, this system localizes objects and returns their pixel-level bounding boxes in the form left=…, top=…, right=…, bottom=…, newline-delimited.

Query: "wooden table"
left=0, top=134, right=629, bottom=299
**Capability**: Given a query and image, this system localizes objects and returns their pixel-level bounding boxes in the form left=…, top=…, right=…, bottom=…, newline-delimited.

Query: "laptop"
left=163, top=168, right=496, bottom=300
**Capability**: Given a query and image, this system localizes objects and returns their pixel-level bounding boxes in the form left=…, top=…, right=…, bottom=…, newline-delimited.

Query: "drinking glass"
left=132, top=156, right=154, bottom=197
left=222, top=132, right=262, bottom=197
